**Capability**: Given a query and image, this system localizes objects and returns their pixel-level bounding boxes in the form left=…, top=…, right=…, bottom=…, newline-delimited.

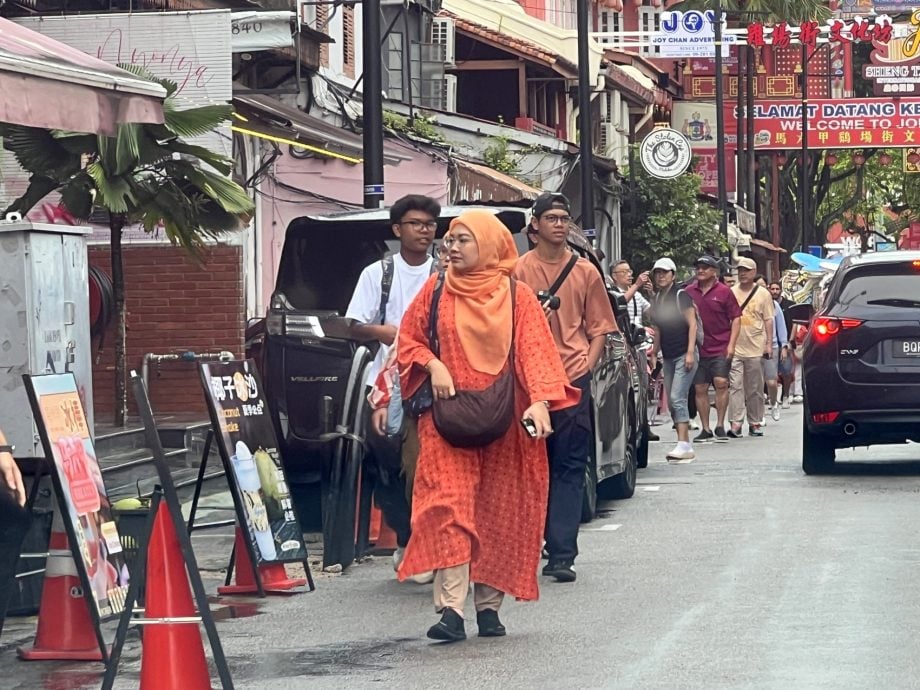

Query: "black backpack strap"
left=427, top=271, right=446, bottom=357
left=378, top=256, right=394, bottom=325
left=546, top=252, right=579, bottom=298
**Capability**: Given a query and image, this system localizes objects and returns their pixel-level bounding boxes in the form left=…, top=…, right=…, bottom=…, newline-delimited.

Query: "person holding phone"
left=0, top=428, right=30, bottom=638
left=396, top=210, right=578, bottom=643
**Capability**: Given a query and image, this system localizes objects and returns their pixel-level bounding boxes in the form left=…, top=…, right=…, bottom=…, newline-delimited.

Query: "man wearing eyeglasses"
left=346, top=194, right=441, bottom=582
left=514, top=192, right=617, bottom=584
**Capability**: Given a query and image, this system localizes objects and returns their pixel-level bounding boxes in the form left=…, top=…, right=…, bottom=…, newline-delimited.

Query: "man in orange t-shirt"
left=513, top=192, right=617, bottom=583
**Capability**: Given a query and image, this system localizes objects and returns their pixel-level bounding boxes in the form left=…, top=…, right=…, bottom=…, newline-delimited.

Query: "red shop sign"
left=738, top=97, right=920, bottom=149
left=746, top=16, right=893, bottom=50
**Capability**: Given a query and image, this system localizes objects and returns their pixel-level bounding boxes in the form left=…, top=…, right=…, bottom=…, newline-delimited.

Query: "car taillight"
left=812, top=411, right=840, bottom=424
left=266, top=312, right=283, bottom=336
left=812, top=316, right=863, bottom=340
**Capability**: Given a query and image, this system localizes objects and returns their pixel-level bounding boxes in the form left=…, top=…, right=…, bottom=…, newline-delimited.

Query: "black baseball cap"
left=695, top=255, right=722, bottom=271
left=533, top=192, right=571, bottom=218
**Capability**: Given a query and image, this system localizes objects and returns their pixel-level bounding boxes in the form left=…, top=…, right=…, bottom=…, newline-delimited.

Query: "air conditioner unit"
left=431, top=17, right=456, bottom=65
left=598, top=123, right=616, bottom=156
left=442, top=74, right=457, bottom=112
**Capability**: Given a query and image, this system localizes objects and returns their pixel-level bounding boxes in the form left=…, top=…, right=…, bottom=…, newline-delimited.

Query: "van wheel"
left=580, top=454, right=598, bottom=523
left=802, top=409, right=835, bottom=475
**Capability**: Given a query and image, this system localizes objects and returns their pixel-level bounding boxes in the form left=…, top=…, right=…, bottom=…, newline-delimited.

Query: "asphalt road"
left=5, top=403, right=920, bottom=689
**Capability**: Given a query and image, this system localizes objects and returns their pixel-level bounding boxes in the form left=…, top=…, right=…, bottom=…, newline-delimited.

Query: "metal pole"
left=362, top=0, right=385, bottom=209
left=577, top=0, right=596, bottom=239
left=736, top=46, right=746, bottom=209
left=746, top=44, right=757, bottom=221
left=713, top=0, right=728, bottom=238
left=801, top=43, right=809, bottom=250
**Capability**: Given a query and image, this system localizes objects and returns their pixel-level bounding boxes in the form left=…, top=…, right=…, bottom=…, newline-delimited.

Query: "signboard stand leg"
left=186, top=429, right=215, bottom=534
left=130, top=371, right=234, bottom=689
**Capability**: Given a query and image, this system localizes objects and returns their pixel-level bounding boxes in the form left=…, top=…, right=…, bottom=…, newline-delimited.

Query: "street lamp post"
left=576, top=0, right=596, bottom=239
left=713, top=0, right=729, bottom=239
left=362, top=0, right=385, bottom=209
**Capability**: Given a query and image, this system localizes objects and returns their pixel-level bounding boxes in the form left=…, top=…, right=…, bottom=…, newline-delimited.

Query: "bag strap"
left=546, top=252, right=579, bottom=298
left=379, top=256, right=395, bottom=325
left=738, top=284, right=760, bottom=313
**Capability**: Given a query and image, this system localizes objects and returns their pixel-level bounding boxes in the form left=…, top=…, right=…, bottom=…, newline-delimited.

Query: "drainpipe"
left=141, top=350, right=234, bottom=390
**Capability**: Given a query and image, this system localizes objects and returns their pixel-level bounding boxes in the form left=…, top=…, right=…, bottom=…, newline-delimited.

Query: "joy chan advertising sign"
left=24, top=374, right=130, bottom=620
left=744, top=98, right=920, bottom=149
left=640, top=128, right=693, bottom=178
left=200, top=360, right=308, bottom=564
left=654, top=11, right=736, bottom=57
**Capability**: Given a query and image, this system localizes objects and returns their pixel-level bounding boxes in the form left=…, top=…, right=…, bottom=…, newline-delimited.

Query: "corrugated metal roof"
left=453, top=159, right=542, bottom=203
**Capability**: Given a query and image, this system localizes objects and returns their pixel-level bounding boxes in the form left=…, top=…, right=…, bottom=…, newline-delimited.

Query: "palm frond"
left=115, top=124, right=141, bottom=176
left=2, top=174, right=61, bottom=216
left=59, top=172, right=96, bottom=219
left=1, top=125, right=83, bottom=178
left=86, top=162, right=135, bottom=213
left=164, top=141, right=233, bottom=175
left=116, top=62, right=179, bottom=98
left=179, top=165, right=254, bottom=217
left=163, top=103, right=233, bottom=139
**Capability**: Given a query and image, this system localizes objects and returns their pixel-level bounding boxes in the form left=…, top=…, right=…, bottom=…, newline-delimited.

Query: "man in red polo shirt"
left=684, top=256, right=741, bottom=443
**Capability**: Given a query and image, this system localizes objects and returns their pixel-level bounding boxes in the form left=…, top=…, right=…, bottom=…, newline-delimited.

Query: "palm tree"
left=1, top=66, right=254, bottom=426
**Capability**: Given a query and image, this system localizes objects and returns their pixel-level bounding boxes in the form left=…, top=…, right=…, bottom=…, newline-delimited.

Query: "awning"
left=607, top=65, right=655, bottom=106
left=453, top=159, right=542, bottom=203
left=751, top=237, right=787, bottom=253
left=0, top=18, right=166, bottom=135
left=233, top=95, right=412, bottom=165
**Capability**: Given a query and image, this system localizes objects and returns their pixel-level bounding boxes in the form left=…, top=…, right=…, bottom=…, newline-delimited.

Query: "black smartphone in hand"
left=521, top=418, right=538, bottom=438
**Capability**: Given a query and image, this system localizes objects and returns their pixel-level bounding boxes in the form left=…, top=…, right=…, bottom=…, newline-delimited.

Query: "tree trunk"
left=110, top=212, right=128, bottom=427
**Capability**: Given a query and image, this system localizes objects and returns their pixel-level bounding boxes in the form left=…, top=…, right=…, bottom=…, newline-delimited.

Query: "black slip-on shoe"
left=476, top=609, right=507, bottom=637
left=427, top=608, right=466, bottom=642
left=542, top=560, right=576, bottom=583
left=647, top=429, right=661, bottom=442
left=713, top=426, right=729, bottom=443
left=693, top=430, right=714, bottom=443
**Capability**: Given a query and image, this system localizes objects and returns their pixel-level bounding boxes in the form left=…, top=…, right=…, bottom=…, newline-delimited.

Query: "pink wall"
left=259, top=146, right=449, bottom=307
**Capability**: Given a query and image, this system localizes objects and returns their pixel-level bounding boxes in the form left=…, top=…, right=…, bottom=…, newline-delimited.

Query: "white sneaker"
left=392, top=547, right=405, bottom=573
left=689, top=420, right=701, bottom=431
left=408, top=571, right=435, bottom=585
left=782, top=398, right=791, bottom=410
left=771, top=404, right=781, bottom=422
left=666, top=442, right=695, bottom=462
left=792, top=395, right=803, bottom=404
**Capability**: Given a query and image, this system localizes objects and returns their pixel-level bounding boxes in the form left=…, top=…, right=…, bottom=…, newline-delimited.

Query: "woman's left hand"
left=522, top=402, right=552, bottom=439
left=684, top=352, right=695, bottom=371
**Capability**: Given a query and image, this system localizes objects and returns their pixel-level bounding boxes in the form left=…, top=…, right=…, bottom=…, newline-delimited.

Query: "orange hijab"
left=445, top=210, right=519, bottom=375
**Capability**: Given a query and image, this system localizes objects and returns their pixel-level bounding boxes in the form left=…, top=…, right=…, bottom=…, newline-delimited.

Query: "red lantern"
left=825, top=152, right=838, bottom=165
left=853, top=152, right=866, bottom=167
left=909, top=152, right=920, bottom=165
left=879, top=153, right=893, bottom=166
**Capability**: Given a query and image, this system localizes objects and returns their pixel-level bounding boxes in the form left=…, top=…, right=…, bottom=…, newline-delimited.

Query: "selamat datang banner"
left=742, top=97, right=920, bottom=149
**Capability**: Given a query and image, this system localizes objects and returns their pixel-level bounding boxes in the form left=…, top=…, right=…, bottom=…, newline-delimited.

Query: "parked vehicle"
left=245, top=205, right=644, bottom=565
left=801, top=251, right=920, bottom=474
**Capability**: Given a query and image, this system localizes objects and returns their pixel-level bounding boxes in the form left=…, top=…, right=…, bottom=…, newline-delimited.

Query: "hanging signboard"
left=231, top=12, right=294, bottom=52
left=23, top=374, right=130, bottom=620
left=199, top=360, right=308, bottom=564
left=746, top=16, right=893, bottom=49
left=640, top=128, right=693, bottom=179
left=653, top=11, right=736, bottom=58
left=744, top=97, right=920, bottom=149
left=864, top=36, right=920, bottom=96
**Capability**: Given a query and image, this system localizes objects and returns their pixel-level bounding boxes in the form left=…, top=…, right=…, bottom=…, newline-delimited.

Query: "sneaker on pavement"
left=792, top=395, right=803, bottom=404
left=666, top=442, right=695, bottom=461
left=392, top=547, right=405, bottom=573
left=542, top=560, right=577, bottom=583
left=782, top=398, right=791, bottom=410
left=689, top=420, right=701, bottom=431
left=713, top=426, right=729, bottom=442
left=476, top=609, right=507, bottom=637
left=749, top=424, right=764, bottom=437
left=727, top=424, right=744, bottom=439
left=771, top=404, right=781, bottom=422
left=693, top=429, right=714, bottom=443
left=647, top=429, right=661, bottom=442
left=408, top=570, right=435, bottom=585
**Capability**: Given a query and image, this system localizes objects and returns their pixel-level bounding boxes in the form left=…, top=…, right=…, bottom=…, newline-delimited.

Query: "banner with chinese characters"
left=743, top=97, right=920, bottom=149
left=200, top=360, right=307, bottom=564
left=24, top=374, right=130, bottom=620
left=746, top=16, right=893, bottom=49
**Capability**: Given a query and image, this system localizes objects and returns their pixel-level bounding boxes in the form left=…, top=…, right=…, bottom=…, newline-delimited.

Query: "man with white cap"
left=647, top=257, right=699, bottom=461
left=728, top=257, right=774, bottom=437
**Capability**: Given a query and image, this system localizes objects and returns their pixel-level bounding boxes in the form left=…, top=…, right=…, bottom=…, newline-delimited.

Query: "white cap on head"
left=652, top=257, right=677, bottom=273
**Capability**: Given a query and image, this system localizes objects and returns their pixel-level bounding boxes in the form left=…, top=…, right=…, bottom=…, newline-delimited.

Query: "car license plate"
left=893, top=339, right=920, bottom=357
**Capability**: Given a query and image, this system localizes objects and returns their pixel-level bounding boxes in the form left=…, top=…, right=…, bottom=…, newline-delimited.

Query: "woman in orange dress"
left=397, top=209, right=578, bottom=642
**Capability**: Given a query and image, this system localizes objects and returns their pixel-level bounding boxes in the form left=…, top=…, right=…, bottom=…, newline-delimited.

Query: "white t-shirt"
left=345, top=253, right=435, bottom=385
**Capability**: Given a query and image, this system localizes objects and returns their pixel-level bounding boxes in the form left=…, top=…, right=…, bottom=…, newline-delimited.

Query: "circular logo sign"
left=639, top=128, right=692, bottom=179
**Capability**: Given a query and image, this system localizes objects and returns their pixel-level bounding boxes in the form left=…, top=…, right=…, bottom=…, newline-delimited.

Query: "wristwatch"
left=0, top=444, right=14, bottom=455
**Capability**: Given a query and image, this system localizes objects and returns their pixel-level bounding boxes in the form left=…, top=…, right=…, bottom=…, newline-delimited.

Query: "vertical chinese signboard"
left=24, top=374, right=130, bottom=621
left=199, top=360, right=307, bottom=564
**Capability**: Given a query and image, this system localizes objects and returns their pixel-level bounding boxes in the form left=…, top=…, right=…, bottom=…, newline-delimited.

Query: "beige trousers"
left=434, top=563, right=505, bottom=614
left=729, top=356, right=765, bottom=425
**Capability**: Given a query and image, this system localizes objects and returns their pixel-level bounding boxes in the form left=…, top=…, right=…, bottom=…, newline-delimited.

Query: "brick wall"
left=89, top=244, right=245, bottom=418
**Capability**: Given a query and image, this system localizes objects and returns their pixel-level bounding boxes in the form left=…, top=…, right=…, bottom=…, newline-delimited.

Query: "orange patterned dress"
left=396, top=277, right=578, bottom=601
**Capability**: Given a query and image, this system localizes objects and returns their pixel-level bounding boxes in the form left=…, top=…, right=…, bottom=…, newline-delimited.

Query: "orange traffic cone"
left=139, top=507, right=211, bottom=690
left=218, top=527, right=305, bottom=595
left=18, top=510, right=103, bottom=661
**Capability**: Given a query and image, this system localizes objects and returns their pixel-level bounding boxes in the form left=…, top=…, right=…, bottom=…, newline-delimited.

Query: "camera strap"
left=546, top=252, right=579, bottom=298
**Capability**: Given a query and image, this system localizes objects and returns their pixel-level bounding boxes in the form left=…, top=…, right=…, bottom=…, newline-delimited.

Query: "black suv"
left=802, top=250, right=920, bottom=473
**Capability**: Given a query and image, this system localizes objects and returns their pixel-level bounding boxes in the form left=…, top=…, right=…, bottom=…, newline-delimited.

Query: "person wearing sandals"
left=396, top=210, right=578, bottom=642
left=648, top=258, right=700, bottom=462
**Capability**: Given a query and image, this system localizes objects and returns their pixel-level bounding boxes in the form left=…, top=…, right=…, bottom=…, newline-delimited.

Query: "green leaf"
left=165, top=141, right=233, bottom=175
left=1, top=125, right=83, bottom=178
left=59, top=173, right=96, bottom=219
left=180, top=166, right=254, bottom=216
left=2, top=174, right=61, bottom=216
left=115, top=124, right=141, bottom=176
left=116, top=62, right=178, bottom=98
left=163, top=104, right=233, bottom=139
left=86, top=162, right=134, bottom=213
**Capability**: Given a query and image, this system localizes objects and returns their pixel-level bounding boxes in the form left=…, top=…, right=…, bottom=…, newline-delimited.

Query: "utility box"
left=0, top=222, right=94, bottom=456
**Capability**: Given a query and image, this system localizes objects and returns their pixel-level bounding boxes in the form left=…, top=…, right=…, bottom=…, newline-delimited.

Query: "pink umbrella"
left=0, top=17, right=165, bottom=135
